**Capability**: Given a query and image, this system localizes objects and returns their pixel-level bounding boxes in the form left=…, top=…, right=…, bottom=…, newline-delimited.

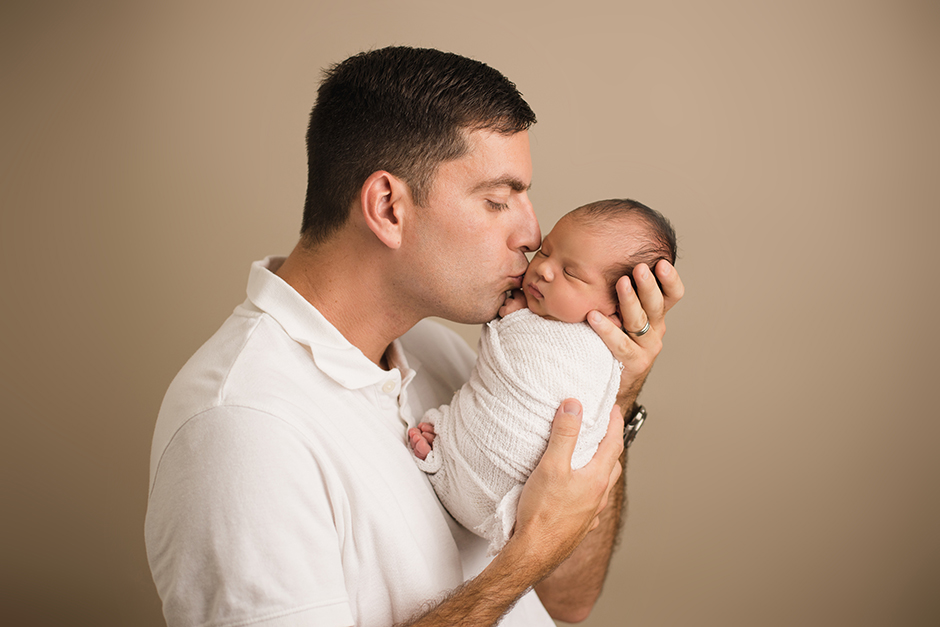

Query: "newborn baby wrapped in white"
left=414, top=308, right=622, bottom=554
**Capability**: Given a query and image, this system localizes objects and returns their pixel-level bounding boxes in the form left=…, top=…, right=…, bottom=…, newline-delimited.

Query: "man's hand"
left=511, top=399, right=625, bottom=573
left=401, top=401, right=623, bottom=627
left=588, top=259, right=684, bottom=408
left=528, top=402, right=627, bottom=621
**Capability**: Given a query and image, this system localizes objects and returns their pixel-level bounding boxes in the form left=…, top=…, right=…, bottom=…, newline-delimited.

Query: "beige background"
left=2, top=1, right=938, bottom=625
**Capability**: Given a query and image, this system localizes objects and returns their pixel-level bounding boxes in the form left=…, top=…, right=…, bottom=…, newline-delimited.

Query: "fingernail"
left=639, top=265, right=650, bottom=279
left=563, top=400, right=580, bottom=414
left=660, top=263, right=671, bottom=276
left=588, top=311, right=603, bottom=324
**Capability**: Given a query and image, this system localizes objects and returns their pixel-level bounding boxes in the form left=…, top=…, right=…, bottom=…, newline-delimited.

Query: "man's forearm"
left=534, top=452, right=627, bottom=622
left=398, top=526, right=559, bottom=627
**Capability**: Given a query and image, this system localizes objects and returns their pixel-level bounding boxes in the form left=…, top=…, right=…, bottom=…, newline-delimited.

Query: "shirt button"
left=382, top=380, right=396, bottom=394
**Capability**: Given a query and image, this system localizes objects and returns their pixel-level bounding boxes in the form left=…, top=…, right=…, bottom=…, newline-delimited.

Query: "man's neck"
left=275, top=237, right=417, bottom=369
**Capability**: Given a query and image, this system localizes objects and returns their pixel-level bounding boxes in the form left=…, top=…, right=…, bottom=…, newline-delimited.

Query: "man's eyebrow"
left=469, top=177, right=531, bottom=194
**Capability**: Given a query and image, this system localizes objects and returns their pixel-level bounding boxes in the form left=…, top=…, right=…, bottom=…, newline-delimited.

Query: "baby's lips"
left=525, top=282, right=543, bottom=300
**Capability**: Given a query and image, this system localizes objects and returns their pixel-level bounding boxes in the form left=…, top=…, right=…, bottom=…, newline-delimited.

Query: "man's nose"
left=514, top=194, right=541, bottom=253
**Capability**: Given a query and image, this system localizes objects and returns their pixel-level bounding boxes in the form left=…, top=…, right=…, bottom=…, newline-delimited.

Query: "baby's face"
left=522, top=216, right=619, bottom=323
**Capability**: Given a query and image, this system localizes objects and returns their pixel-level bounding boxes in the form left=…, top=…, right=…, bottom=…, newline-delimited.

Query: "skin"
left=394, top=129, right=541, bottom=325
left=410, top=214, right=633, bottom=457
left=277, top=128, right=685, bottom=625
left=277, top=129, right=539, bottom=365
left=520, top=214, right=622, bottom=322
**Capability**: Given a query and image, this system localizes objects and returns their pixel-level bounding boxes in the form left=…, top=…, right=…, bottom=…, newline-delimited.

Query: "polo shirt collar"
left=246, top=256, right=415, bottom=391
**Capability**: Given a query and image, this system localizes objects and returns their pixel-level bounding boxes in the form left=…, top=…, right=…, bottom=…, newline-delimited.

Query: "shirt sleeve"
left=145, top=405, right=354, bottom=627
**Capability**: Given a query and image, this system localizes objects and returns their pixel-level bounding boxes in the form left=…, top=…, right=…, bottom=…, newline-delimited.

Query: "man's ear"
left=360, top=170, right=409, bottom=250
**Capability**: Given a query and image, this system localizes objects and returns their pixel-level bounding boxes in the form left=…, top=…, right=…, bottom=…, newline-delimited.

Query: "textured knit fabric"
left=415, top=308, right=622, bottom=553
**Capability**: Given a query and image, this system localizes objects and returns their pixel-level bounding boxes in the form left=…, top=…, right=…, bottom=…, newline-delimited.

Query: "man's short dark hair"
left=569, top=198, right=678, bottom=298
left=301, top=46, right=537, bottom=245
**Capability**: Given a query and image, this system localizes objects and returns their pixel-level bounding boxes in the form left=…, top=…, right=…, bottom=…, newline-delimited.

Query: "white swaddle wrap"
left=415, top=308, right=622, bottom=554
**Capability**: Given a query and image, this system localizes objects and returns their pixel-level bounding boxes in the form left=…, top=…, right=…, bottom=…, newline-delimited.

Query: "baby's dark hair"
left=567, top=198, right=678, bottom=300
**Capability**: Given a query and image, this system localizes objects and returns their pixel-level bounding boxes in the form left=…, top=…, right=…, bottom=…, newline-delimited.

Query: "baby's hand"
left=408, top=422, right=436, bottom=460
left=498, top=289, right=527, bottom=318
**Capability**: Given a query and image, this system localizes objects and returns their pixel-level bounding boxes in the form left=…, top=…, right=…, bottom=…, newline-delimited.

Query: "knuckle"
left=552, top=415, right=582, bottom=439
left=617, top=334, right=633, bottom=356
left=591, top=472, right=610, bottom=495
left=555, top=424, right=581, bottom=440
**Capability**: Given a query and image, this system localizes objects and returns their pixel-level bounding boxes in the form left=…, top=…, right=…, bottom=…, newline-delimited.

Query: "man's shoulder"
left=150, top=304, right=320, bottom=483
left=161, top=303, right=306, bottom=407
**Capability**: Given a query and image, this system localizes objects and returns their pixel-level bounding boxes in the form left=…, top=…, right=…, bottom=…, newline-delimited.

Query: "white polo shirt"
left=145, top=257, right=553, bottom=627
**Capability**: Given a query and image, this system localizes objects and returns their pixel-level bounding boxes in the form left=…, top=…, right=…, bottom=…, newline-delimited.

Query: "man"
left=146, top=46, right=683, bottom=627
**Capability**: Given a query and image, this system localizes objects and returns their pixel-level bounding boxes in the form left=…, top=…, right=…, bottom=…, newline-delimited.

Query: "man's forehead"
left=459, top=128, right=532, bottom=187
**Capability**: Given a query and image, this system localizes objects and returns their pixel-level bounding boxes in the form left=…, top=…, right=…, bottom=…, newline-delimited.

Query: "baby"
left=409, top=198, right=677, bottom=554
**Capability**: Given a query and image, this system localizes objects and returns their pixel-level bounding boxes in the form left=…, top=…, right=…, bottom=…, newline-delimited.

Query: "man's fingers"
left=544, top=399, right=584, bottom=465
left=612, top=274, right=646, bottom=336
left=588, top=308, right=637, bottom=364
left=632, top=263, right=666, bottom=329
left=654, top=259, right=684, bottom=314
left=592, top=262, right=684, bottom=355
left=591, top=405, right=625, bottom=469
left=592, top=462, right=621, bottom=520
left=583, top=406, right=624, bottom=519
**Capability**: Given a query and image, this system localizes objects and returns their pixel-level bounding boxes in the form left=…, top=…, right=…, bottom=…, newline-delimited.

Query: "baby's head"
left=522, top=199, right=677, bottom=323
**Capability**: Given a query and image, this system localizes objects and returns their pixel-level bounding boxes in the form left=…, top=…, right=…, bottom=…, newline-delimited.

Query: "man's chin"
left=441, top=299, right=504, bottom=325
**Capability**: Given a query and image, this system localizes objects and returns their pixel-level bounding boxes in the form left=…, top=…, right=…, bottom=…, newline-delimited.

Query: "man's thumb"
left=546, top=398, right=583, bottom=460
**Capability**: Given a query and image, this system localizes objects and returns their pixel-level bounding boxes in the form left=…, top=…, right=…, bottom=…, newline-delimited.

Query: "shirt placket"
left=373, top=369, right=409, bottom=439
